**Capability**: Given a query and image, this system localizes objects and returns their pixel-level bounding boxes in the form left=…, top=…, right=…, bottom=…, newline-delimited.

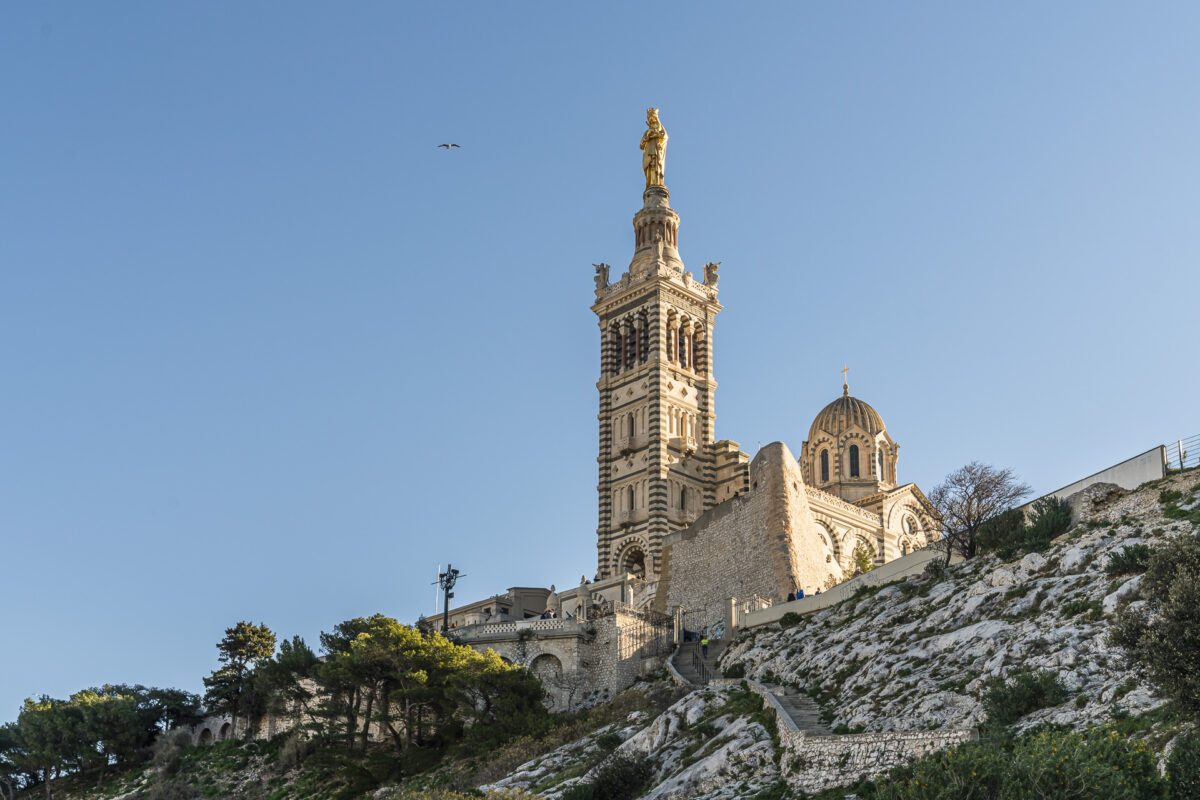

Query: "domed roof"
left=808, top=383, right=887, bottom=440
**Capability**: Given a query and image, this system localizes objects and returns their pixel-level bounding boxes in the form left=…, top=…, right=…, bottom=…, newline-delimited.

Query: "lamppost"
left=436, top=564, right=463, bottom=632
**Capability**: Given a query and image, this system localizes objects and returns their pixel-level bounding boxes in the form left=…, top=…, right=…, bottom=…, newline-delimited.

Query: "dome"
left=808, top=384, right=887, bottom=440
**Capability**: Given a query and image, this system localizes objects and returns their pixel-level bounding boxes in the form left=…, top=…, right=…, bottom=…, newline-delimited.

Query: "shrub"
left=1110, top=530, right=1200, bottom=718
left=922, top=559, right=945, bottom=580
left=1025, top=496, right=1072, bottom=549
left=981, top=670, right=1068, bottom=728
left=976, top=508, right=1028, bottom=559
left=1107, top=543, right=1157, bottom=576
left=778, top=612, right=803, bottom=629
left=722, top=663, right=746, bottom=679
left=858, top=727, right=1165, bottom=800
left=977, top=498, right=1071, bottom=560
left=558, top=752, right=654, bottom=800
left=594, top=732, right=622, bottom=752
left=1169, top=728, right=1200, bottom=800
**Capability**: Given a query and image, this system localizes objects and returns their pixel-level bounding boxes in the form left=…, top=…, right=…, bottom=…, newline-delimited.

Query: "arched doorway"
left=218, top=722, right=232, bottom=741
left=619, top=546, right=647, bottom=580
left=198, top=728, right=213, bottom=745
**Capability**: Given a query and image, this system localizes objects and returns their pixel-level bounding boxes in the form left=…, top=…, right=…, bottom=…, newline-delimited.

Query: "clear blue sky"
left=3, top=3, right=1198, bottom=721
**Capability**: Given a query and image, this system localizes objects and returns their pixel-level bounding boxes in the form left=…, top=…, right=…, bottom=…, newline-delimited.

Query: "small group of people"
left=785, top=587, right=822, bottom=602
left=539, top=607, right=559, bottom=619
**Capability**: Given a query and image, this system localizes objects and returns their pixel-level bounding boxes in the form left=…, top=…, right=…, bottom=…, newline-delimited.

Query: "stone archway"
left=218, top=722, right=232, bottom=741
left=198, top=728, right=213, bottom=745
left=529, top=653, right=564, bottom=684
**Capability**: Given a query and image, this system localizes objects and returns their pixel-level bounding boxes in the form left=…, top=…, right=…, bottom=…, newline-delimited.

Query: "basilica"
left=591, top=110, right=942, bottom=620
left=431, top=112, right=942, bottom=705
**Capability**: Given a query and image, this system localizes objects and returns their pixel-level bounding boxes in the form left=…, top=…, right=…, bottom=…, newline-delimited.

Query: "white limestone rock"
left=1102, top=575, right=1143, bottom=614
left=1059, top=546, right=1090, bottom=574
left=987, top=568, right=1016, bottom=587
left=1019, top=552, right=1048, bottom=573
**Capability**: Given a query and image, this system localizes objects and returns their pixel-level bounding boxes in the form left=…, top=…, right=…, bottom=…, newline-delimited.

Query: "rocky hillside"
left=42, top=474, right=1199, bottom=800
left=474, top=685, right=781, bottom=800
left=718, top=474, right=1198, bottom=736
left=458, top=473, right=1198, bottom=799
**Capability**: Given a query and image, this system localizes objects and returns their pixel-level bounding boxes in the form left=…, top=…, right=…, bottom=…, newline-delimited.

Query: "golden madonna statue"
left=640, top=108, right=667, bottom=188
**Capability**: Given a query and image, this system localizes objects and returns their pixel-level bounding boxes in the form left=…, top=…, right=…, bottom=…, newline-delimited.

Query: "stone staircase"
left=673, top=640, right=727, bottom=685
left=673, top=641, right=832, bottom=736
left=763, top=686, right=832, bottom=736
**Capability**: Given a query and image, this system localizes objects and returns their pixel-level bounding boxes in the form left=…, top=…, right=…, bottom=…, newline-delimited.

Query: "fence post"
left=1181, top=440, right=1186, bottom=470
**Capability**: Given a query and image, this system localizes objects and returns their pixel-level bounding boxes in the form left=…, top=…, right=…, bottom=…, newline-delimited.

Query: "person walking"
left=701, top=634, right=709, bottom=658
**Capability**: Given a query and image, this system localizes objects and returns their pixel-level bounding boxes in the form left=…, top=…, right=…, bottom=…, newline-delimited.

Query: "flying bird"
left=437, top=143, right=460, bottom=149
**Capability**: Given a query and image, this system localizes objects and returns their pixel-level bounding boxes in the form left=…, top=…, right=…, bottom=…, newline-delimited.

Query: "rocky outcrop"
left=719, top=475, right=1197, bottom=735
left=481, top=687, right=782, bottom=800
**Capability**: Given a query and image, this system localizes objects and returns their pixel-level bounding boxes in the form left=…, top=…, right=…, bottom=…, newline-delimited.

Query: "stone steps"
left=674, top=640, right=727, bottom=685
left=764, top=687, right=832, bottom=736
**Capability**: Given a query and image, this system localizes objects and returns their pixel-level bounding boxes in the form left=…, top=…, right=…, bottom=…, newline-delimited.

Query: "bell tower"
left=592, top=111, right=723, bottom=581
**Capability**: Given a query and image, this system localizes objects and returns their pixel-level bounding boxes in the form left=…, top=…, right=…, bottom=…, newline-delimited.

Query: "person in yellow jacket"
left=701, top=635, right=709, bottom=658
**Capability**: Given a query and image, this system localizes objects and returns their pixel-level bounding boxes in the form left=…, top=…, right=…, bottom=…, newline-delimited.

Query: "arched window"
left=628, top=413, right=635, bottom=439
left=901, top=541, right=909, bottom=556
left=849, top=445, right=860, bottom=478
left=878, top=450, right=884, bottom=479
left=820, top=450, right=829, bottom=483
left=680, top=486, right=688, bottom=510
left=627, top=486, right=635, bottom=511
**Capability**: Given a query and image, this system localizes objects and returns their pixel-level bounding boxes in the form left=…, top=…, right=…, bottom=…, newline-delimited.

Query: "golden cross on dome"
left=841, top=365, right=849, bottom=396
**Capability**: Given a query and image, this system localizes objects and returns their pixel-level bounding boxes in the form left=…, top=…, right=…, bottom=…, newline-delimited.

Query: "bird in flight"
left=437, top=143, right=461, bottom=149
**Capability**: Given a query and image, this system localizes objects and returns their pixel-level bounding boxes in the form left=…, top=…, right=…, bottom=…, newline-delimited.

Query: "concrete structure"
left=1019, top=445, right=1167, bottom=512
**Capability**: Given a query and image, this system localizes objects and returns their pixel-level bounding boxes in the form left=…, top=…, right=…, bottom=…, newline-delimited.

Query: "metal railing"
left=690, top=644, right=712, bottom=686
left=1167, top=435, right=1200, bottom=472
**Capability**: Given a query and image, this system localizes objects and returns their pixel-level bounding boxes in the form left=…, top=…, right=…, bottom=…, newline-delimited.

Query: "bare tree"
left=929, top=462, right=1031, bottom=561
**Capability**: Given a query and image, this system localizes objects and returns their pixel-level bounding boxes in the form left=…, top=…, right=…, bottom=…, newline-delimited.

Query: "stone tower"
left=592, top=178, right=726, bottom=581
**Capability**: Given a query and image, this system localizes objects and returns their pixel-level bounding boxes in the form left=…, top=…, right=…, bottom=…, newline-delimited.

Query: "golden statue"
left=640, top=108, right=668, bottom=188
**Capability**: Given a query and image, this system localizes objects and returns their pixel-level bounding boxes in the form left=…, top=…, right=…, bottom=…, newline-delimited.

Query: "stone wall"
left=715, top=678, right=976, bottom=794
left=656, top=442, right=835, bottom=625
left=781, top=728, right=978, bottom=793
left=739, top=546, right=962, bottom=628
left=454, top=612, right=671, bottom=711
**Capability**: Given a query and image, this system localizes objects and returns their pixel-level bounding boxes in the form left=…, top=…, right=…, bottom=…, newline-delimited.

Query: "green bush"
left=982, top=670, right=1068, bottom=728
left=778, top=612, right=803, bottom=629
left=859, top=727, right=1165, bottom=800
left=722, top=663, right=746, bottom=679
left=558, top=752, right=654, bottom=800
left=1107, top=543, right=1157, bottom=576
left=1025, top=496, right=1073, bottom=550
left=922, top=558, right=946, bottom=580
left=977, top=497, right=1071, bottom=560
left=977, top=509, right=1028, bottom=559
left=594, top=731, right=622, bottom=752
left=1110, top=530, right=1200, bottom=718
left=1168, top=728, right=1200, bottom=800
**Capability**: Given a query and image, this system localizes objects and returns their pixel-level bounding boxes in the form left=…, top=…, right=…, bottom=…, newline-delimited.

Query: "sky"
left=2, top=2, right=1198, bottom=721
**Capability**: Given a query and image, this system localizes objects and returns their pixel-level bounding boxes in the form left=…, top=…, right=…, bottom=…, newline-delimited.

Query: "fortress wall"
left=657, top=442, right=835, bottom=624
